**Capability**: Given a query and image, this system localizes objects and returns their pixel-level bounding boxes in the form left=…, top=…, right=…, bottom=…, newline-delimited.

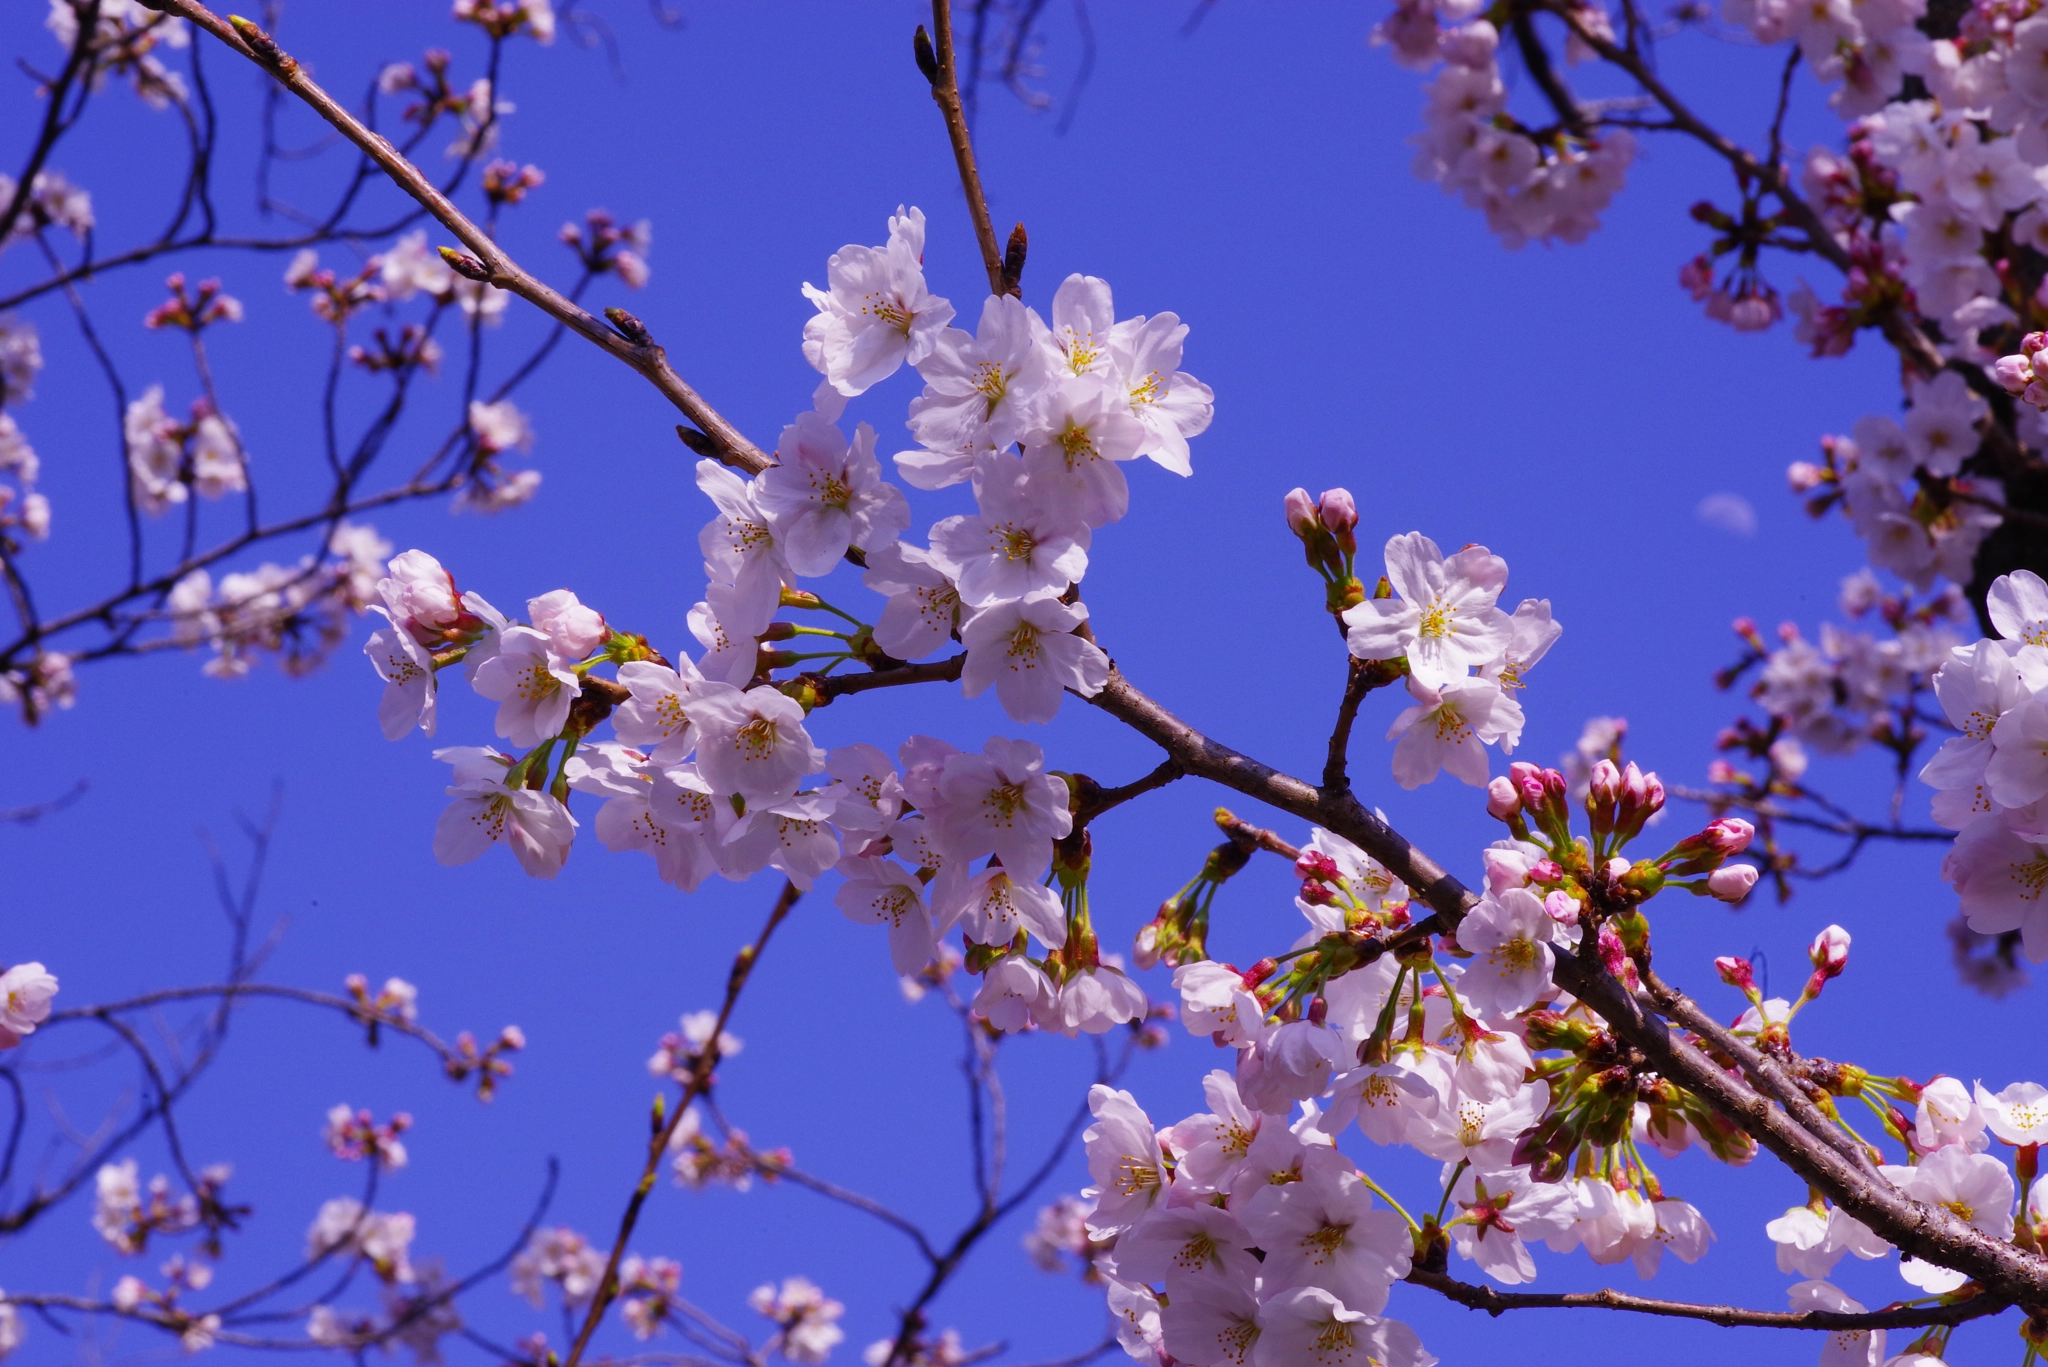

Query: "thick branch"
left=1085, top=664, right=2048, bottom=1309
left=148, top=0, right=771, bottom=473
left=1408, top=1268, right=2005, bottom=1330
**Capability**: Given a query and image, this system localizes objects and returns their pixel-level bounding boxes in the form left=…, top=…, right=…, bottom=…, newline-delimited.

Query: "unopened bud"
left=1295, top=849, right=1341, bottom=884
left=1542, top=889, right=1580, bottom=926
left=1612, top=763, right=1666, bottom=844
left=1807, top=924, right=1850, bottom=977
left=1786, top=460, right=1827, bottom=492
left=1283, top=487, right=1318, bottom=535
left=912, top=24, right=939, bottom=83
left=1714, top=955, right=1757, bottom=994
left=1299, top=880, right=1336, bottom=907
left=1486, top=775, right=1522, bottom=821
left=1661, top=817, right=1756, bottom=875
left=1586, top=758, right=1621, bottom=833
left=1707, top=818, right=1755, bottom=854
left=438, top=245, right=491, bottom=281
left=1132, top=922, right=1161, bottom=971
left=1317, top=489, right=1358, bottom=555
left=1241, top=958, right=1279, bottom=989
left=1523, top=1010, right=1594, bottom=1051
left=1706, top=864, right=1758, bottom=902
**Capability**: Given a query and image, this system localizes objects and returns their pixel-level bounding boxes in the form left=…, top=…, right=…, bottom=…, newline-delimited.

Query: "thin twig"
left=562, top=881, right=802, bottom=1367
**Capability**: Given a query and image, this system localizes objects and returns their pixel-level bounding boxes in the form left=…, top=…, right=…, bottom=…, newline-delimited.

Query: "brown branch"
left=1408, top=1268, right=2006, bottom=1331
left=924, top=1, right=1009, bottom=296
left=1322, top=657, right=1404, bottom=792
left=1085, top=664, right=2048, bottom=1309
left=150, top=0, right=771, bottom=474
left=1542, top=1, right=1946, bottom=377
left=1073, top=757, right=1185, bottom=828
left=1667, top=785, right=1951, bottom=843
left=1213, top=808, right=1303, bottom=861
left=814, top=653, right=966, bottom=701
left=562, top=880, right=801, bottom=1367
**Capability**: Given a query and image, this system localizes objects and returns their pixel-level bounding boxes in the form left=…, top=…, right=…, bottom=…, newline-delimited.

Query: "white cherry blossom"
left=1343, top=532, right=1514, bottom=689
left=801, top=205, right=953, bottom=396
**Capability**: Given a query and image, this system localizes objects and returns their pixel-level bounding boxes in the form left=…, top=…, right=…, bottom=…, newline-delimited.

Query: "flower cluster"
left=323, top=1104, right=413, bottom=1169
left=122, top=386, right=248, bottom=516
left=308, top=1197, right=417, bottom=1283
left=1926, top=570, right=2048, bottom=956
left=509, top=1226, right=604, bottom=1308
left=1344, top=531, right=1559, bottom=788
left=748, top=1276, right=846, bottom=1366
left=1392, top=11, right=1635, bottom=248
left=1792, top=378, right=2004, bottom=592
left=167, top=523, right=391, bottom=681
left=44, top=0, right=189, bottom=109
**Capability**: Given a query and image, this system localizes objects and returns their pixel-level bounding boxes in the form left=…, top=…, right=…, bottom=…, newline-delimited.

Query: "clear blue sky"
left=0, top=2, right=2026, bottom=1363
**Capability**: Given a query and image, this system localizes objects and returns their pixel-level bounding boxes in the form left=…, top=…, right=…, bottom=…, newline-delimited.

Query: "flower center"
left=736, top=717, right=779, bottom=760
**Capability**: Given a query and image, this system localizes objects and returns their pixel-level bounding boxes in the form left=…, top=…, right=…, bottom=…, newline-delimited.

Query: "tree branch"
left=925, top=1, right=1009, bottom=296
left=1408, top=1268, right=2005, bottom=1330
left=146, top=0, right=772, bottom=473
left=562, top=880, right=801, bottom=1367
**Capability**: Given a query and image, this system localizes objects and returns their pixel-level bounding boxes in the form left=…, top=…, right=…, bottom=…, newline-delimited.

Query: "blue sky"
left=0, top=2, right=2030, bottom=1363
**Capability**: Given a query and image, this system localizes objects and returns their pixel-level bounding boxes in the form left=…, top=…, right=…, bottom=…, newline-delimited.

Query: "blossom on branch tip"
left=1344, top=532, right=1514, bottom=690
left=802, top=206, right=953, bottom=397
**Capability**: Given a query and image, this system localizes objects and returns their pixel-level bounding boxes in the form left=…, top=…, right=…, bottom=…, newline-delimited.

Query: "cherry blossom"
left=432, top=746, right=578, bottom=878
left=927, top=453, right=1090, bottom=607
left=691, top=686, right=826, bottom=803
left=1385, top=676, right=1525, bottom=789
left=0, top=963, right=57, bottom=1049
left=1343, top=532, right=1514, bottom=690
left=861, top=542, right=962, bottom=660
left=758, top=411, right=910, bottom=576
left=1454, top=886, right=1555, bottom=1015
left=1250, top=1288, right=1432, bottom=1367
left=959, top=593, right=1110, bottom=724
left=936, top=736, right=1072, bottom=878
left=471, top=626, right=580, bottom=746
left=1081, top=1086, right=1165, bottom=1236
left=802, top=206, right=953, bottom=397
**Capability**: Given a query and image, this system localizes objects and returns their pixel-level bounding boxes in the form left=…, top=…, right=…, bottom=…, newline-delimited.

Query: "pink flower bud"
left=2026, top=331, right=2048, bottom=359
left=1808, top=924, right=1850, bottom=978
left=1706, top=818, right=1754, bottom=856
left=1542, top=890, right=1580, bottom=926
left=1486, top=776, right=1522, bottom=820
left=1283, top=487, right=1318, bottom=536
left=1598, top=924, right=1629, bottom=977
left=1299, top=880, right=1336, bottom=907
left=1993, top=354, right=2035, bottom=396
left=1588, top=758, right=1621, bottom=804
left=1529, top=858, right=1563, bottom=884
left=1707, top=864, right=1758, bottom=902
left=1787, top=460, right=1826, bottom=492
left=1318, top=489, right=1357, bottom=556
left=1714, top=955, right=1756, bottom=993
left=1604, top=856, right=1632, bottom=882
left=1295, top=850, right=1341, bottom=884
